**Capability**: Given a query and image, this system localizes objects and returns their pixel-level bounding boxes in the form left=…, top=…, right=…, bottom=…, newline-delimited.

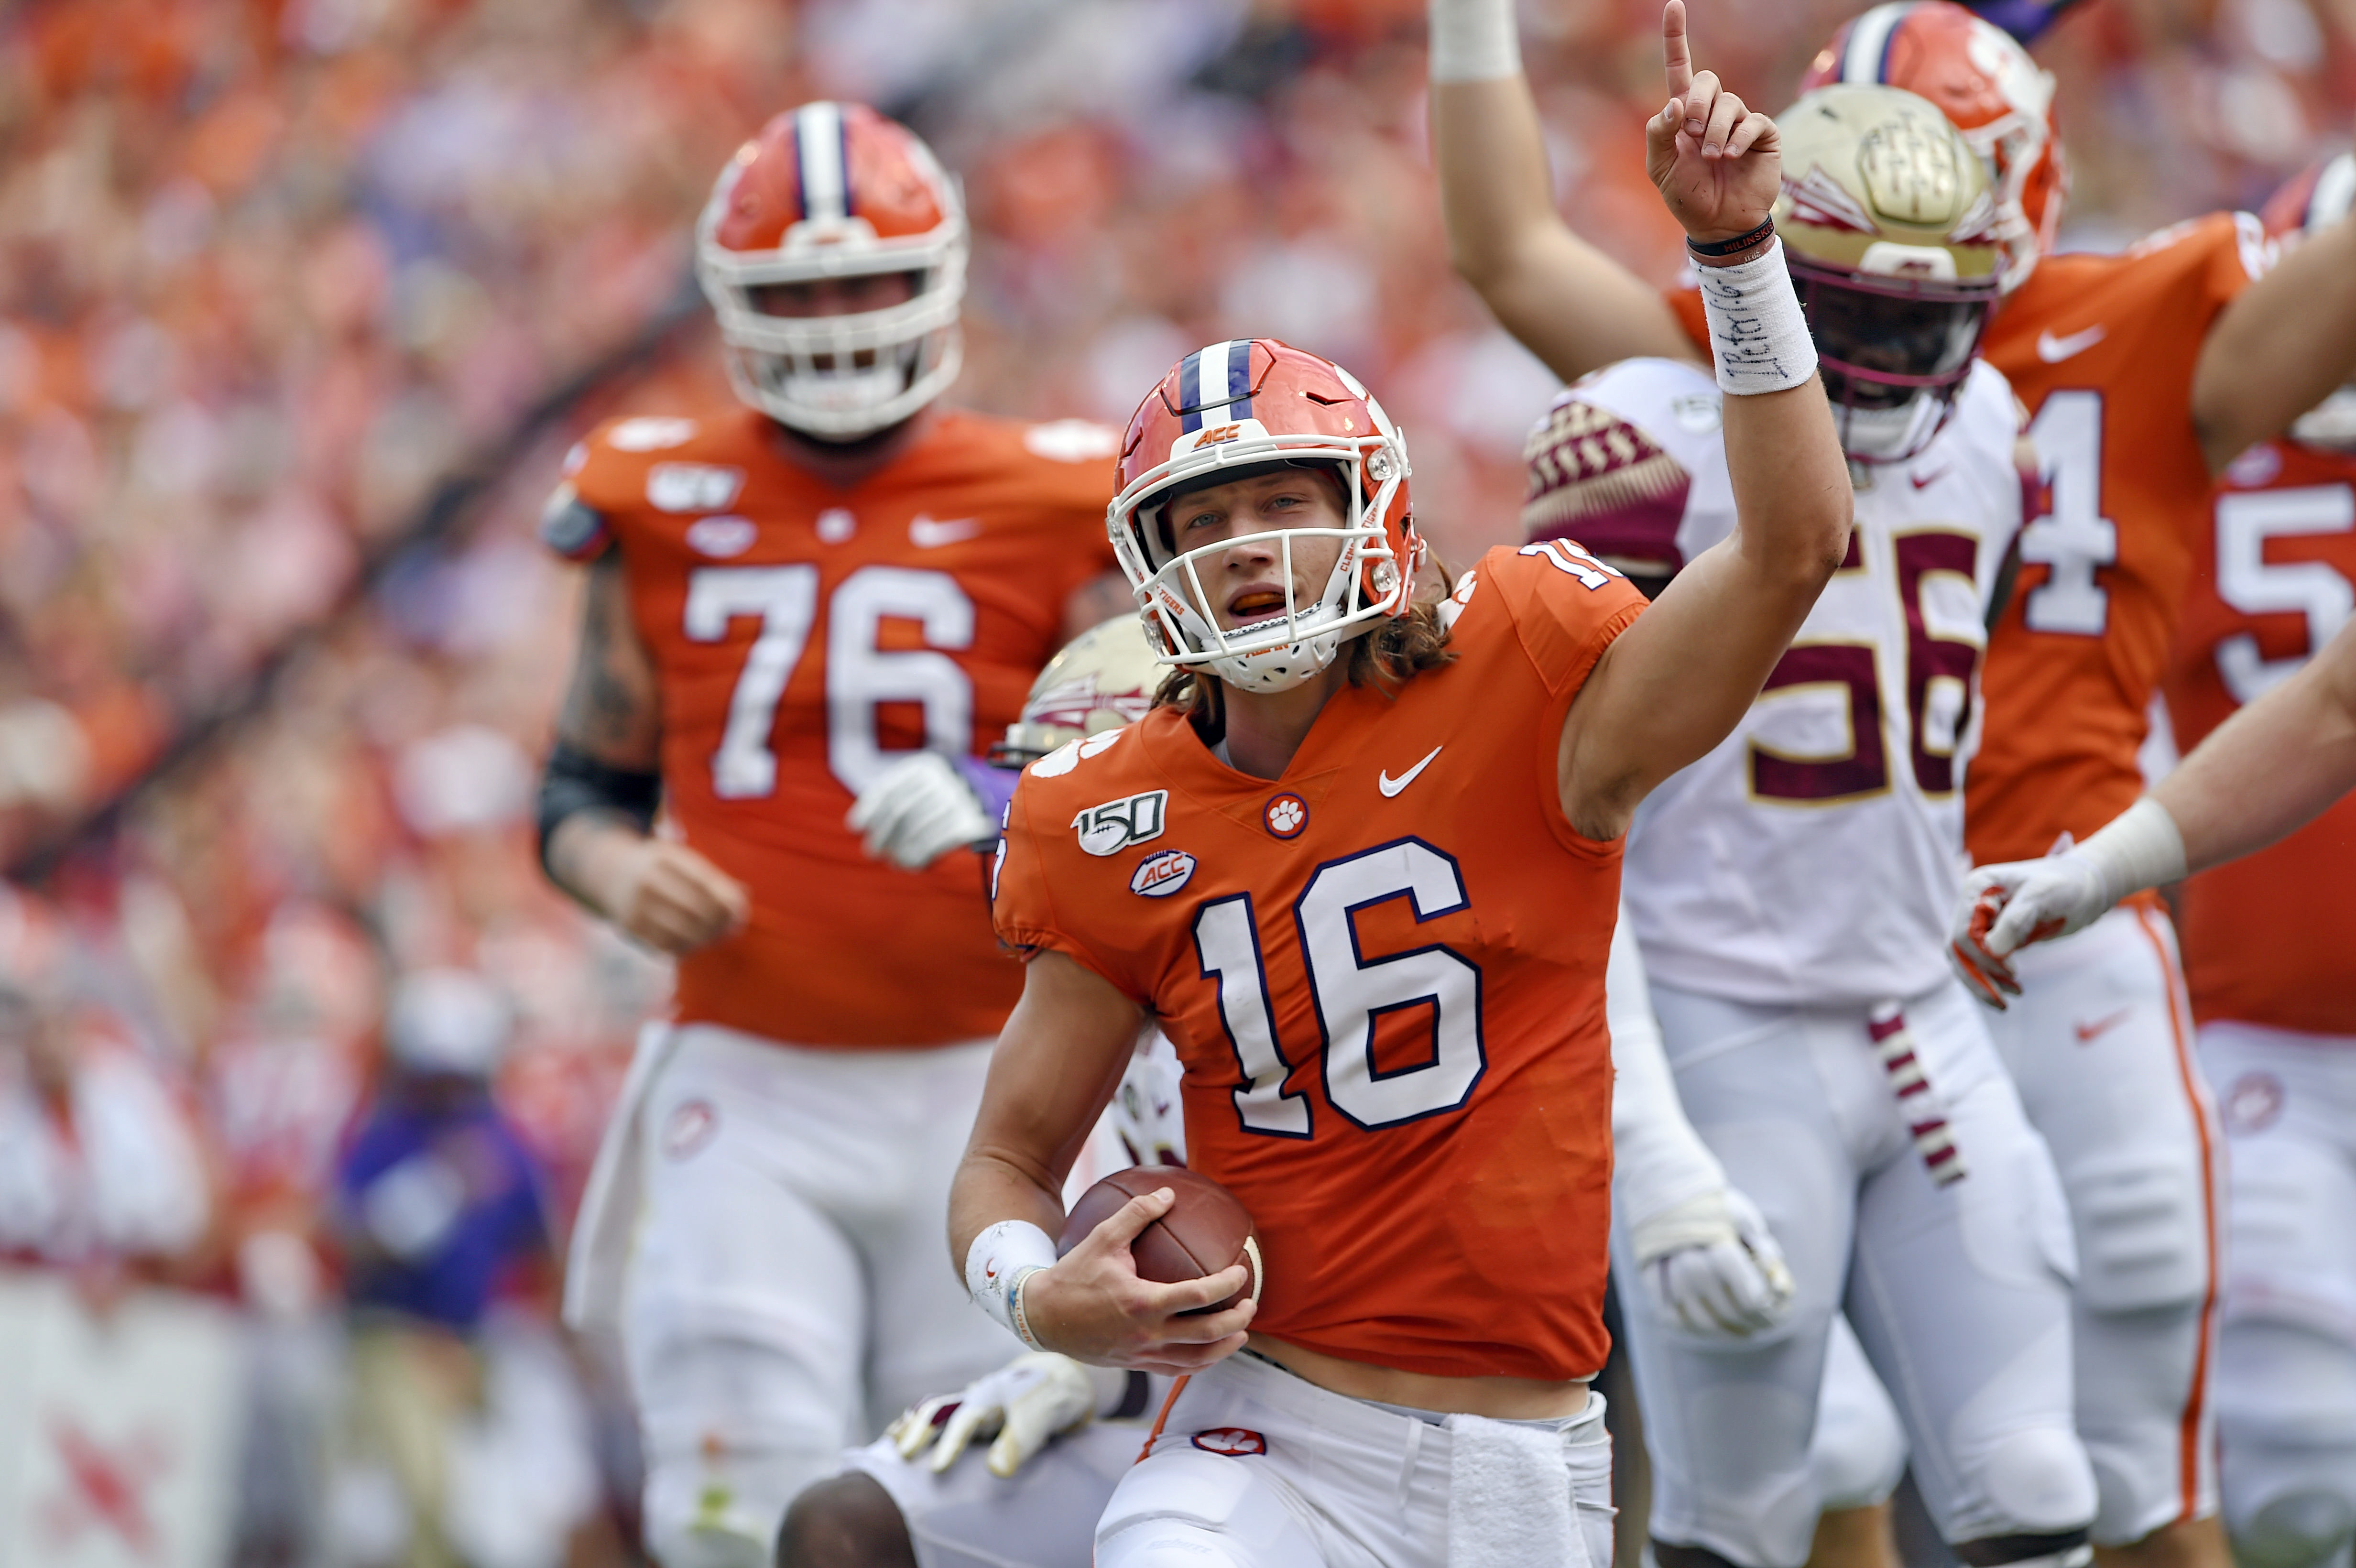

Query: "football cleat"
left=697, top=101, right=967, bottom=439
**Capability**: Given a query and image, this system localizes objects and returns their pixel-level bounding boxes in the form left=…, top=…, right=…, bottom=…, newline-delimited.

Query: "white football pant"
left=2200, top=1021, right=2356, bottom=1568
left=1621, top=975, right=2095, bottom=1568
left=844, top=1420, right=1146, bottom=1568
left=1980, top=904, right=2224, bottom=1546
left=1095, top=1351, right=1613, bottom=1568
left=1811, top=1313, right=1907, bottom=1514
left=625, top=1026, right=1014, bottom=1568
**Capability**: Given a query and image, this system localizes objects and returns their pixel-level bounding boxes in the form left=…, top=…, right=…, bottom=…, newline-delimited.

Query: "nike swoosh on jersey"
left=2036, top=325, right=2108, bottom=363
left=1910, top=466, right=1952, bottom=490
left=909, top=514, right=982, bottom=547
left=1378, top=745, right=1443, bottom=797
left=2073, top=1006, right=2133, bottom=1043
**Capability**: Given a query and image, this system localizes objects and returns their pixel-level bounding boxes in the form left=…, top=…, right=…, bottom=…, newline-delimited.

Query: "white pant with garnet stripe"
left=1980, top=904, right=2224, bottom=1547
left=1620, top=974, right=2094, bottom=1568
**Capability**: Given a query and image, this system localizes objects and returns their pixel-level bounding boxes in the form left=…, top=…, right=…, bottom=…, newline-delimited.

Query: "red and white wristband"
left=965, top=1220, right=1058, bottom=1351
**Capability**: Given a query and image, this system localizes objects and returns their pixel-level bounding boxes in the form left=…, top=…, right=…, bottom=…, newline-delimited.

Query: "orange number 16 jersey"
left=992, top=545, right=1646, bottom=1383
left=2163, top=438, right=2356, bottom=1036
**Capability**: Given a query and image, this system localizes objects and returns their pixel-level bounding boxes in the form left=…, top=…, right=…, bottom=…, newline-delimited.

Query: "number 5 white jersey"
left=1531, top=356, right=2027, bottom=1005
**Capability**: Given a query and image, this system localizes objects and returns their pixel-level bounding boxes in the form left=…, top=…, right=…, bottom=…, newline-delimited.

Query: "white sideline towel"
left=561, top=1021, right=680, bottom=1337
left=1443, top=1410, right=1582, bottom=1568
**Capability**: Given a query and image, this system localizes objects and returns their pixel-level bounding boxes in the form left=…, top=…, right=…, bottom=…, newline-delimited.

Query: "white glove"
left=846, top=752, right=996, bottom=871
left=1947, top=798, right=2188, bottom=1010
left=1631, top=1187, right=1796, bottom=1339
left=885, top=1352, right=1098, bottom=1478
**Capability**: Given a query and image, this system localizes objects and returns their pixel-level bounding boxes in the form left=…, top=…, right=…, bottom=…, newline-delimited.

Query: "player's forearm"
left=1430, top=80, right=1697, bottom=382
left=2152, top=617, right=2356, bottom=872
left=1605, top=912, right=1725, bottom=1226
left=2193, top=215, right=2356, bottom=474
left=542, top=810, right=652, bottom=918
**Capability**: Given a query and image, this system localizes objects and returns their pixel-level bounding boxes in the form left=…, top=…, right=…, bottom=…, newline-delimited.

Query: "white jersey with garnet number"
left=1549, top=358, right=2026, bottom=1005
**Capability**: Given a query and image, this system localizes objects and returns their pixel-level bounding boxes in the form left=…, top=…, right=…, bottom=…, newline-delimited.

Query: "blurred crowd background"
left=1, top=0, right=2352, bottom=1563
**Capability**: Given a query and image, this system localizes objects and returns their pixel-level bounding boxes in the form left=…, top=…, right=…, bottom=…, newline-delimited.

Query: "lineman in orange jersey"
left=1425, top=2, right=2356, bottom=1563
left=540, top=102, right=1126, bottom=1568
left=1954, top=156, right=2356, bottom=1568
left=951, top=23, right=1855, bottom=1559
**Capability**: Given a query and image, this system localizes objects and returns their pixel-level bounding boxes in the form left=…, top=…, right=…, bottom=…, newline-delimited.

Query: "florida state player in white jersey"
left=1510, top=85, right=2100, bottom=1568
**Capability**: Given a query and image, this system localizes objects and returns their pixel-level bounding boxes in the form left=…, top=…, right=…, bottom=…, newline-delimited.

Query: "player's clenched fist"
left=1645, top=0, right=1780, bottom=244
left=574, top=832, right=752, bottom=955
left=1018, top=1187, right=1255, bottom=1375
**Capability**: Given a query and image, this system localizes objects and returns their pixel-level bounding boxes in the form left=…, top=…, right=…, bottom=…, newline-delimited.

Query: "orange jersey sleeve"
left=2162, top=438, right=2356, bottom=1034
left=993, top=545, right=1646, bottom=1382
left=567, top=406, right=1120, bottom=1047
left=1965, top=213, right=2271, bottom=864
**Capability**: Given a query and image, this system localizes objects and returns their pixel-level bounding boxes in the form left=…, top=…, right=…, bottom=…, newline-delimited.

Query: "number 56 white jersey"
left=1530, top=357, right=2027, bottom=1006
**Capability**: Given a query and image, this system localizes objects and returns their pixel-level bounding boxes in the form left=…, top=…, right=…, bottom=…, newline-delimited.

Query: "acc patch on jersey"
left=1129, top=849, right=1196, bottom=897
left=1191, top=1428, right=1267, bottom=1457
left=1073, top=790, right=1167, bottom=856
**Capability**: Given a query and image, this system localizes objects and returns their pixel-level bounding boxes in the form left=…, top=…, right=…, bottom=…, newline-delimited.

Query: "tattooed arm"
left=542, top=552, right=750, bottom=954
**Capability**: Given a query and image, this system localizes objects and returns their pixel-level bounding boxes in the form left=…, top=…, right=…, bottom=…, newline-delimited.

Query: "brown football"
left=1058, top=1165, right=1263, bottom=1314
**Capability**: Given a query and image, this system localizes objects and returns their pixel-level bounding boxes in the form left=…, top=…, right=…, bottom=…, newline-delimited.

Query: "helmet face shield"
left=1109, top=339, right=1423, bottom=697
left=1793, top=259, right=1992, bottom=412
left=697, top=102, right=969, bottom=439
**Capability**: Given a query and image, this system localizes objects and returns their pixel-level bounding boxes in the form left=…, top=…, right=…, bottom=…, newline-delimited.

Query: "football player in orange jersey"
left=948, top=19, right=1854, bottom=1560
left=538, top=101, right=1132, bottom=1568
left=1952, top=155, right=2356, bottom=1568
left=1424, top=5, right=2356, bottom=1567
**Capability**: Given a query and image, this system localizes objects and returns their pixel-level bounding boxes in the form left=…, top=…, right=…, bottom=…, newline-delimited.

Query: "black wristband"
left=1686, top=217, right=1775, bottom=259
left=537, top=744, right=661, bottom=876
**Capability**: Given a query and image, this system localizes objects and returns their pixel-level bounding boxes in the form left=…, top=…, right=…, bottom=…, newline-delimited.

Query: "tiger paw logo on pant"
left=1191, top=1428, right=1267, bottom=1457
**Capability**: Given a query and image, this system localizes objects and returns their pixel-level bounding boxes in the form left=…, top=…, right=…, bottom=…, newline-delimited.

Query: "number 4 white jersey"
left=1535, top=357, right=2027, bottom=1005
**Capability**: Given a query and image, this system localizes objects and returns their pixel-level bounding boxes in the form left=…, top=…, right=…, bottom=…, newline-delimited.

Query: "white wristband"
left=964, top=1220, right=1059, bottom=1349
left=1697, top=239, right=1818, bottom=395
left=1429, top=0, right=1521, bottom=83
left=2077, top=797, right=2189, bottom=905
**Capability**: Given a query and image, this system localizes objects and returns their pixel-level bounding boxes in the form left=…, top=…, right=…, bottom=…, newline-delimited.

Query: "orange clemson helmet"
left=697, top=101, right=967, bottom=438
left=1110, top=339, right=1421, bottom=695
left=1803, top=2, right=2067, bottom=290
left=2264, top=152, right=2356, bottom=450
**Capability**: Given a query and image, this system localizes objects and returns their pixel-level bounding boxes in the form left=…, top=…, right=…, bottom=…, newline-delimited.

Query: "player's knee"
left=646, top=1444, right=836, bottom=1568
left=2067, top=1151, right=2209, bottom=1314
left=1969, top=1426, right=2099, bottom=1539
left=1094, top=1450, right=1294, bottom=1568
left=2234, top=1489, right=2356, bottom=1568
left=775, top=1472, right=917, bottom=1568
left=1809, top=1386, right=1907, bottom=1511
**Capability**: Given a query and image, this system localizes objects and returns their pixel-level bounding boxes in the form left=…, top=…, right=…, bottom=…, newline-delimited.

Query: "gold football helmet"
left=1773, top=83, right=2006, bottom=462
left=990, top=615, right=1163, bottom=768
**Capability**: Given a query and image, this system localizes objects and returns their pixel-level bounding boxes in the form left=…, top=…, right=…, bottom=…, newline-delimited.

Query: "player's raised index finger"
left=1662, top=0, right=1693, bottom=98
